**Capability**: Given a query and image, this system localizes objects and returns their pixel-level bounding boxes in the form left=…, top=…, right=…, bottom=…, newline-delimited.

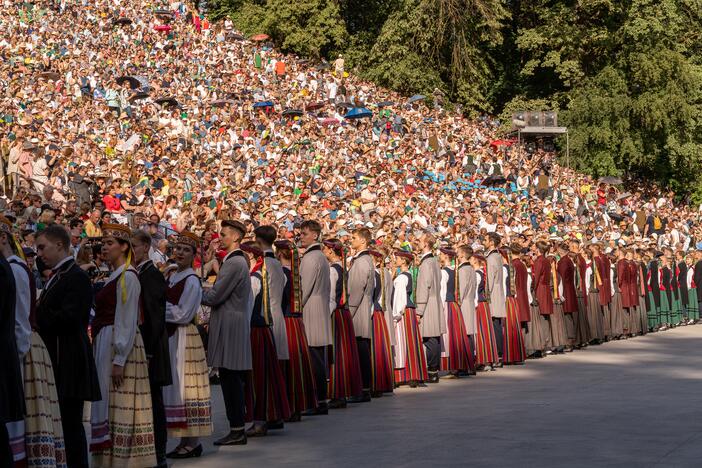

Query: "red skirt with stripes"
left=328, top=308, right=363, bottom=400
left=394, top=308, right=429, bottom=384
left=503, top=297, right=526, bottom=364
left=245, top=327, right=291, bottom=423
left=475, top=302, right=499, bottom=366
left=441, top=302, right=476, bottom=373
left=371, top=309, right=394, bottom=393
left=282, top=316, right=317, bottom=414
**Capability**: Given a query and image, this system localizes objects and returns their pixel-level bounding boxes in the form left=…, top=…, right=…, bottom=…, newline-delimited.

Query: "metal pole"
left=566, top=131, right=570, bottom=168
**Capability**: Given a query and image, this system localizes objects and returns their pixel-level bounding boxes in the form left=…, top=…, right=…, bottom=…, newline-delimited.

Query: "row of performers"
left=2, top=218, right=701, bottom=467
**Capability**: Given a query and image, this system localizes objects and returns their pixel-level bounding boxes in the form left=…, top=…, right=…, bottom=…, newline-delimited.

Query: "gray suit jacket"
left=487, top=250, right=506, bottom=318
left=382, top=267, right=396, bottom=346
left=458, top=263, right=477, bottom=335
left=265, top=253, right=289, bottom=360
left=348, top=251, right=374, bottom=339
left=202, top=250, right=252, bottom=370
left=416, top=252, right=446, bottom=338
left=300, top=244, right=333, bottom=347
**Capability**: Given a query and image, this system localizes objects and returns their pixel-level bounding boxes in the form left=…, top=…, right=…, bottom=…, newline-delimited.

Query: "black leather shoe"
left=328, top=399, right=347, bottom=409
left=348, top=391, right=371, bottom=403
left=213, top=430, right=247, bottom=446
left=286, top=412, right=301, bottom=422
left=268, top=420, right=284, bottom=430
left=428, top=372, right=439, bottom=383
left=166, top=444, right=202, bottom=459
left=245, top=424, right=268, bottom=437
left=371, top=391, right=383, bottom=398
left=408, top=380, right=418, bottom=388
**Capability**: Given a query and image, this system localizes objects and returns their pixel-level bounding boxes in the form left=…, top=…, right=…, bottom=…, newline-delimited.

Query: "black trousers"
left=150, top=379, right=167, bottom=463
left=356, top=337, right=371, bottom=391
left=423, top=336, right=440, bottom=372
left=0, top=421, right=11, bottom=468
left=492, top=317, right=505, bottom=357
left=219, top=368, right=247, bottom=430
left=308, top=346, right=329, bottom=404
left=59, top=396, right=89, bottom=468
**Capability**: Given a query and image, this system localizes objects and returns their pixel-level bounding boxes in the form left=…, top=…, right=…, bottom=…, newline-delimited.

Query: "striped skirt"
left=475, top=302, right=498, bottom=366
left=91, top=328, right=156, bottom=468
left=20, top=332, right=67, bottom=468
left=328, top=308, right=363, bottom=400
left=440, top=302, right=475, bottom=372
left=550, top=302, right=568, bottom=348
left=371, top=310, right=394, bottom=393
left=659, top=291, right=671, bottom=324
left=688, top=288, right=699, bottom=320
left=671, top=292, right=684, bottom=322
left=284, top=315, right=318, bottom=413
left=503, top=297, right=526, bottom=364
left=394, top=308, right=428, bottom=384
left=166, top=324, right=212, bottom=438
left=587, top=291, right=605, bottom=341
left=647, top=292, right=660, bottom=328
left=246, top=327, right=291, bottom=423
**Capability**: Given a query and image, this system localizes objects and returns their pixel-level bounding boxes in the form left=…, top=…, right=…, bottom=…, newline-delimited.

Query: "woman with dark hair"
left=90, top=224, right=155, bottom=467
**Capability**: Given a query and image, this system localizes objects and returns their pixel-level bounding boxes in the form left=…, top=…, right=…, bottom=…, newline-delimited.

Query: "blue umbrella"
left=344, top=107, right=372, bottom=119
left=253, top=101, right=274, bottom=108
left=408, top=94, right=426, bottom=103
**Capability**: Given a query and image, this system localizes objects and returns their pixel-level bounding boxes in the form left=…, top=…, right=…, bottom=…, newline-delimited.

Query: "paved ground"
left=169, top=325, right=702, bottom=467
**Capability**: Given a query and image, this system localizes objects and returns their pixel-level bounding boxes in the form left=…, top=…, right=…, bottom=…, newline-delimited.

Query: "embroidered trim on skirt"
left=475, top=302, right=498, bottom=365
left=23, top=332, right=67, bottom=467
left=283, top=315, right=318, bottom=413
left=245, top=327, right=291, bottom=423
left=440, top=301, right=475, bottom=372
left=328, top=308, right=362, bottom=400
left=688, top=288, right=699, bottom=320
left=370, top=309, right=394, bottom=393
left=394, top=308, right=428, bottom=384
left=167, top=324, right=212, bottom=438
left=503, top=297, right=526, bottom=364
left=90, top=328, right=156, bottom=468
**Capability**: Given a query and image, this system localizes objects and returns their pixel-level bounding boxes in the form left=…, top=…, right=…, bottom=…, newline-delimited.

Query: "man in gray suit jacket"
left=298, top=220, right=333, bottom=413
left=457, top=245, right=477, bottom=353
left=347, top=227, right=375, bottom=401
left=416, top=233, right=446, bottom=383
left=254, top=225, right=289, bottom=363
left=202, top=220, right=252, bottom=446
left=486, top=232, right=505, bottom=360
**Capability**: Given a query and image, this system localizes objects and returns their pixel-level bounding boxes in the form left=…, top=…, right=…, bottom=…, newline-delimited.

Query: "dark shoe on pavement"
left=286, top=412, right=301, bottom=422
left=268, top=420, right=284, bottom=430
left=213, top=430, right=247, bottom=446
left=166, top=444, right=202, bottom=459
left=246, top=424, right=268, bottom=438
left=328, top=399, right=347, bottom=409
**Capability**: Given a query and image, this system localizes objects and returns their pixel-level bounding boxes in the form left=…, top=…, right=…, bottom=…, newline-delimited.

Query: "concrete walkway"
left=170, top=325, right=702, bottom=467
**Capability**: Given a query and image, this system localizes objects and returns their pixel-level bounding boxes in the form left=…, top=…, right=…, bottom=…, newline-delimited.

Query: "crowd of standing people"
left=3, top=0, right=702, bottom=467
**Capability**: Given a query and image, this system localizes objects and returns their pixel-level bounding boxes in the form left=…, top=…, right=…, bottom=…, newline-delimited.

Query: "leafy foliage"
left=210, top=0, right=702, bottom=197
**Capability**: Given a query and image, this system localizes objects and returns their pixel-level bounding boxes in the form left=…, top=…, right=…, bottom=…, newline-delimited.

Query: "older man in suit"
left=35, top=225, right=100, bottom=468
left=486, top=233, right=506, bottom=360
left=202, top=220, right=252, bottom=446
left=298, top=220, right=333, bottom=413
left=416, top=233, right=445, bottom=383
left=347, top=227, right=375, bottom=401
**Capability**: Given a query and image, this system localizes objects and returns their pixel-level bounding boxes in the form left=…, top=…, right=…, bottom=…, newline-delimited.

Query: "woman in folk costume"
left=625, top=249, right=642, bottom=335
left=469, top=254, right=499, bottom=369
left=163, top=231, right=212, bottom=460
left=392, top=250, right=428, bottom=387
left=274, top=240, right=318, bottom=420
left=438, top=247, right=474, bottom=375
left=647, top=250, right=663, bottom=330
left=500, top=248, right=526, bottom=364
left=659, top=254, right=673, bottom=328
left=532, top=241, right=555, bottom=353
left=669, top=249, right=684, bottom=325
left=1, top=216, right=66, bottom=467
left=368, top=249, right=394, bottom=396
left=570, top=240, right=592, bottom=346
left=241, top=241, right=291, bottom=437
left=90, top=224, right=155, bottom=467
left=632, top=249, right=649, bottom=334
left=610, top=249, right=627, bottom=338
left=322, top=239, right=362, bottom=407
left=585, top=245, right=605, bottom=343
left=548, top=253, right=568, bottom=353
left=524, top=253, right=547, bottom=357
left=685, top=252, right=698, bottom=322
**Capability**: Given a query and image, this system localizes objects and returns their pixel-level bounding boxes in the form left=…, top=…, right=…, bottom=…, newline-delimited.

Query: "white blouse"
left=166, top=267, right=202, bottom=325
left=107, top=264, right=140, bottom=367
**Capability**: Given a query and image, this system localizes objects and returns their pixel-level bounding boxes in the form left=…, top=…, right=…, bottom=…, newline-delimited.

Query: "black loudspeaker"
left=527, top=112, right=542, bottom=127
left=543, top=111, right=557, bottom=127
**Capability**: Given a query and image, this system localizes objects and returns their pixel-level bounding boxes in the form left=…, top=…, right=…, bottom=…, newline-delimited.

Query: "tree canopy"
left=210, top=0, right=702, bottom=199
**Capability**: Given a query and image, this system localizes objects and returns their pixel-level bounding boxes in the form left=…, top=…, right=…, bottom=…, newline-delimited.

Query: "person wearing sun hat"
left=1, top=215, right=67, bottom=467
left=161, top=230, right=212, bottom=459
left=89, top=223, right=155, bottom=466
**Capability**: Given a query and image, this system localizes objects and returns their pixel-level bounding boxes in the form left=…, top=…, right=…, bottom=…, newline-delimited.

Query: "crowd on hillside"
left=2, top=1, right=702, bottom=467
